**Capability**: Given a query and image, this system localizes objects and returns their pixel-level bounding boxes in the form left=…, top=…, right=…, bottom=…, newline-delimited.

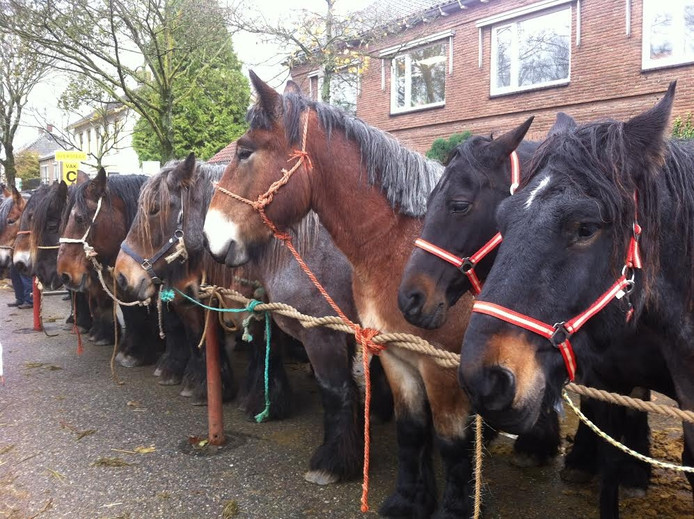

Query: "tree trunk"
left=4, top=141, right=16, bottom=188
left=160, top=88, right=175, bottom=162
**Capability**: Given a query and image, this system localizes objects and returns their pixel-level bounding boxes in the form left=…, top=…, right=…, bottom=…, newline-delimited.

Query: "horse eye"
left=577, top=222, right=601, bottom=240
left=149, top=205, right=160, bottom=216
left=237, top=148, right=253, bottom=161
left=7, top=218, right=15, bottom=225
left=75, top=214, right=84, bottom=225
left=449, top=201, right=472, bottom=215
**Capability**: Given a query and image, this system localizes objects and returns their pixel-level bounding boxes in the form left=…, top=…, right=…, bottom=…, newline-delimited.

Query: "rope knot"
left=160, top=288, right=175, bottom=303
left=355, top=326, right=384, bottom=356
left=287, top=149, right=313, bottom=170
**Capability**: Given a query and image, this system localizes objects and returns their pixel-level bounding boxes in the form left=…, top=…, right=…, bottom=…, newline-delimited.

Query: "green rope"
left=166, top=287, right=272, bottom=422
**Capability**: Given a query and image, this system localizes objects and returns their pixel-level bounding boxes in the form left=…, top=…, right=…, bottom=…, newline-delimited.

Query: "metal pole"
left=32, top=277, right=41, bottom=332
left=205, top=309, right=225, bottom=445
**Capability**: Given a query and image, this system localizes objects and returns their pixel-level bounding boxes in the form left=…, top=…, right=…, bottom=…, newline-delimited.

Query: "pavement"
left=0, top=281, right=691, bottom=518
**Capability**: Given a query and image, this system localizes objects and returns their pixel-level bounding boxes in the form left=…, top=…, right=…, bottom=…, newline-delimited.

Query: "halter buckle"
left=174, top=228, right=184, bottom=239
left=458, top=258, right=475, bottom=274
left=141, top=259, right=153, bottom=271
left=550, top=322, right=572, bottom=348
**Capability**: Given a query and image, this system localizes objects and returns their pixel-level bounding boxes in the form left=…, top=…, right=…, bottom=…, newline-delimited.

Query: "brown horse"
left=0, top=186, right=26, bottom=270
left=203, top=73, right=556, bottom=517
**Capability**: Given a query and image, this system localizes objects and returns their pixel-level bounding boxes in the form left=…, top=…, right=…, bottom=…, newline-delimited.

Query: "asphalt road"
left=0, top=282, right=691, bottom=518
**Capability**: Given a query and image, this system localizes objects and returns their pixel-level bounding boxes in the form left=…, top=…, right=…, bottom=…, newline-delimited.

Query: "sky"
left=16, top=0, right=373, bottom=148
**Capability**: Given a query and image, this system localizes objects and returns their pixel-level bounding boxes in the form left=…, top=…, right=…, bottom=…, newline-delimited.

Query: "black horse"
left=397, top=116, right=668, bottom=517
left=458, top=83, right=688, bottom=516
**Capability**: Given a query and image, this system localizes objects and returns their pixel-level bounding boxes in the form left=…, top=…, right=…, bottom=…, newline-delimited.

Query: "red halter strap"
left=414, top=150, right=520, bottom=295
left=471, top=193, right=642, bottom=382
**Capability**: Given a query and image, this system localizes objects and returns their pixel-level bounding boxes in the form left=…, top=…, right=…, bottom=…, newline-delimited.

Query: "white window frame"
left=389, top=41, right=448, bottom=114
left=489, top=5, right=572, bottom=96
left=642, top=0, right=694, bottom=70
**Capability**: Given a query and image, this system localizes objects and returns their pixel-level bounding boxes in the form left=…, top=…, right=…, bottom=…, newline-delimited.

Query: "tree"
left=426, top=132, right=472, bottom=164
left=14, top=150, right=39, bottom=181
left=0, top=0, right=248, bottom=162
left=131, top=29, right=249, bottom=161
left=0, top=30, right=51, bottom=188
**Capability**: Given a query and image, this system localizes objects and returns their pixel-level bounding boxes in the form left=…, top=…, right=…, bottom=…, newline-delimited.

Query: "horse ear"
left=488, top=116, right=534, bottom=159
left=250, top=70, right=282, bottom=120
left=169, top=153, right=197, bottom=188
left=58, top=180, right=68, bottom=201
left=548, top=112, right=577, bottom=137
left=283, top=80, right=303, bottom=97
left=2, top=184, right=10, bottom=199
left=75, top=170, right=90, bottom=185
left=623, top=81, right=676, bottom=169
left=11, top=186, right=22, bottom=205
left=89, top=168, right=108, bottom=198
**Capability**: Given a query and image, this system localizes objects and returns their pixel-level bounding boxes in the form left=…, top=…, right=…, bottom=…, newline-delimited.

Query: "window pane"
left=394, top=56, right=406, bottom=108
left=517, top=10, right=570, bottom=87
left=495, top=25, right=512, bottom=88
left=649, top=8, right=673, bottom=59
left=330, top=71, right=358, bottom=115
left=410, top=43, right=446, bottom=107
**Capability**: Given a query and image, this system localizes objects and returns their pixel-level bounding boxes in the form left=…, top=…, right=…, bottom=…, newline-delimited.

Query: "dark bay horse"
left=57, top=170, right=164, bottom=365
left=397, top=116, right=667, bottom=517
left=0, top=186, right=26, bottom=271
left=457, top=83, right=691, bottom=511
left=115, top=156, right=378, bottom=486
left=203, top=72, right=557, bottom=517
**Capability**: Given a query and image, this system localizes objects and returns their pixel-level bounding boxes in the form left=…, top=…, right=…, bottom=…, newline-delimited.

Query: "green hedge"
left=672, top=113, right=694, bottom=139
left=426, top=131, right=472, bottom=164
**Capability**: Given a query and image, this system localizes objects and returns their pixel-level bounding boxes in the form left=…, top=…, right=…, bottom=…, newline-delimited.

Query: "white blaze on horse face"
left=0, top=248, right=11, bottom=267
left=524, top=175, right=551, bottom=209
left=203, top=209, right=245, bottom=259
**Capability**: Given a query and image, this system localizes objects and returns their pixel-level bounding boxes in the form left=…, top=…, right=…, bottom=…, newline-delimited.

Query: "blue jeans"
left=10, top=264, right=33, bottom=304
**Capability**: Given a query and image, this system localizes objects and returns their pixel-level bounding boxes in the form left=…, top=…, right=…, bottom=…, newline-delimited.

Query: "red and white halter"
left=414, top=150, right=520, bottom=295
left=472, top=195, right=643, bottom=381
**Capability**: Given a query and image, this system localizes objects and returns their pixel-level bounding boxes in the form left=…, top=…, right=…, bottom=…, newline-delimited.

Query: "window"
left=41, top=164, right=49, bottom=184
left=490, top=7, right=571, bottom=95
left=308, top=69, right=358, bottom=115
left=391, top=42, right=447, bottom=113
left=642, top=0, right=694, bottom=70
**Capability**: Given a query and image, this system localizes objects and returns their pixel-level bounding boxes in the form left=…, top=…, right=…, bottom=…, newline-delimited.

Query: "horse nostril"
left=202, top=233, right=209, bottom=250
left=117, top=273, right=128, bottom=290
left=398, top=288, right=424, bottom=319
left=480, top=366, right=516, bottom=412
left=60, top=273, right=72, bottom=285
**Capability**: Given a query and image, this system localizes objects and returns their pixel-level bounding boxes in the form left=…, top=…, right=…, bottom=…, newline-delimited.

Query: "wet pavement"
left=0, top=281, right=691, bottom=518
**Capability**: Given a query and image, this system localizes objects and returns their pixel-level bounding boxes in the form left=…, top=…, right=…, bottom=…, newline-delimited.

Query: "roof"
left=366, top=0, right=464, bottom=22
left=17, top=131, right=74, bottom=161
left=208, top=141, right=236, bottom=164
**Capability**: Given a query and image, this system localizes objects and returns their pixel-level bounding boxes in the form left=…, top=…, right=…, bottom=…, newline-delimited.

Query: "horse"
left=203, top=72, right=559, bottom=517
left=0, top=186, right=26, bottom=271
left=397, top=116, right=663, bottom=516
left=456, top=83, right=691, bottom=514
left=114, top=155, right=386, bottom=485
left=57, top=169, right=167, bottom=367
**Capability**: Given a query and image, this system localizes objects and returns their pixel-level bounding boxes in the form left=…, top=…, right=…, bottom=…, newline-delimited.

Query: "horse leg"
left=370, top=355, right=394, bottom=423
left=618, top=388, right=651, bottom=497
left=419, top=358, right=475, bottom=519
left=116, top=305, right=163, bottom=368
left=512, top=393, right=560, bottom=467
left=73, top=290, right=92, bottom=332
left=296, top=326, right=362, bottom=486
left=89, top=286, right=117, bottom=346
left=596, top=402, right=625, bottom=519
left=240, top=319, right=293, bottom=421
left=155, top=303, right=191, bottom=385
left=562, top=396, right=599, bottom=483
left=379, top=353, right=437, bottom=518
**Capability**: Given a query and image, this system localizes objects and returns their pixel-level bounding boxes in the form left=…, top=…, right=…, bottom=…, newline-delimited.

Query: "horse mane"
left=248, top=94, right=444, bottom=217
left=0, top=196, right=14, bottom=234
left=68, top=175, right=148, bottom=234
left=524, top=120, right=694, bottom=302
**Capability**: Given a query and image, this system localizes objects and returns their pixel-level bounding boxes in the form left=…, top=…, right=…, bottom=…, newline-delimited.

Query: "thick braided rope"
left=562, top=390, right=694, bottom=473
left=567, top=382, right=694, bottom=424
left=89, top=256, right=151, bottom=307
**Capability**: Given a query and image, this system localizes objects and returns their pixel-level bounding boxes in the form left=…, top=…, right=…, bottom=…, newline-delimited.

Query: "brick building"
left=290, top=0, right=694, bottom=153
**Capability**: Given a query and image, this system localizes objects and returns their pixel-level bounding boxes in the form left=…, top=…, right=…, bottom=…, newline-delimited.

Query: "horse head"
left=398, top=117, right=535, bottom=329
left=458, top=82, right=676, bottom=433
left=0, top=187, right=26, bottom=269
left=204, top=71, right=314, bottom=266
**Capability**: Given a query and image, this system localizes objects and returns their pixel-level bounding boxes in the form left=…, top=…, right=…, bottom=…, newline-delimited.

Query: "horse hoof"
left=158, top=374, right=183, bottom=386
left=511, top=452, right=542, bottom=468
left=191, top=396, right=207, bottom=406
left=179, top=387, right=194, bottom=398
left=560, top=466, right=594, bottom=484
left=304, top=470, right=339, bottom=486
left=153, top=366, right=163, bottom=377
left=118, top=355, right=141, bottom=368
left=94, top=338, right=113, bottom=346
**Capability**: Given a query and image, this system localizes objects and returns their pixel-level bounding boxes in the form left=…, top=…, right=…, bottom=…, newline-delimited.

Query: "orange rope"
left=72, top=291, right=83, bottom=355
left=214, top=112, right=384, bottom=512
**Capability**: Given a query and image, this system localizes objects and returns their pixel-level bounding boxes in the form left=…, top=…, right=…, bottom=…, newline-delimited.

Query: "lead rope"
left=72, top=291, right=83, bottom=355
left=35, top=280, right=58, bottom=337
left=474, top=414, right=483, bottom=519
left=109, top=274, right=124, bottom=385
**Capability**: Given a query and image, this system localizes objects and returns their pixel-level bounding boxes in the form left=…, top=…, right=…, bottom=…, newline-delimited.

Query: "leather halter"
left=120, top=194, right=186, bottom=285
left=414, top=150, right=520, bottom=295
left=471, top=194, right=643, bottom=382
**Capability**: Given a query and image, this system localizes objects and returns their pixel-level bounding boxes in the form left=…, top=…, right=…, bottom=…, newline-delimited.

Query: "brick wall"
left=291, top=0, right=694, bottom=154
